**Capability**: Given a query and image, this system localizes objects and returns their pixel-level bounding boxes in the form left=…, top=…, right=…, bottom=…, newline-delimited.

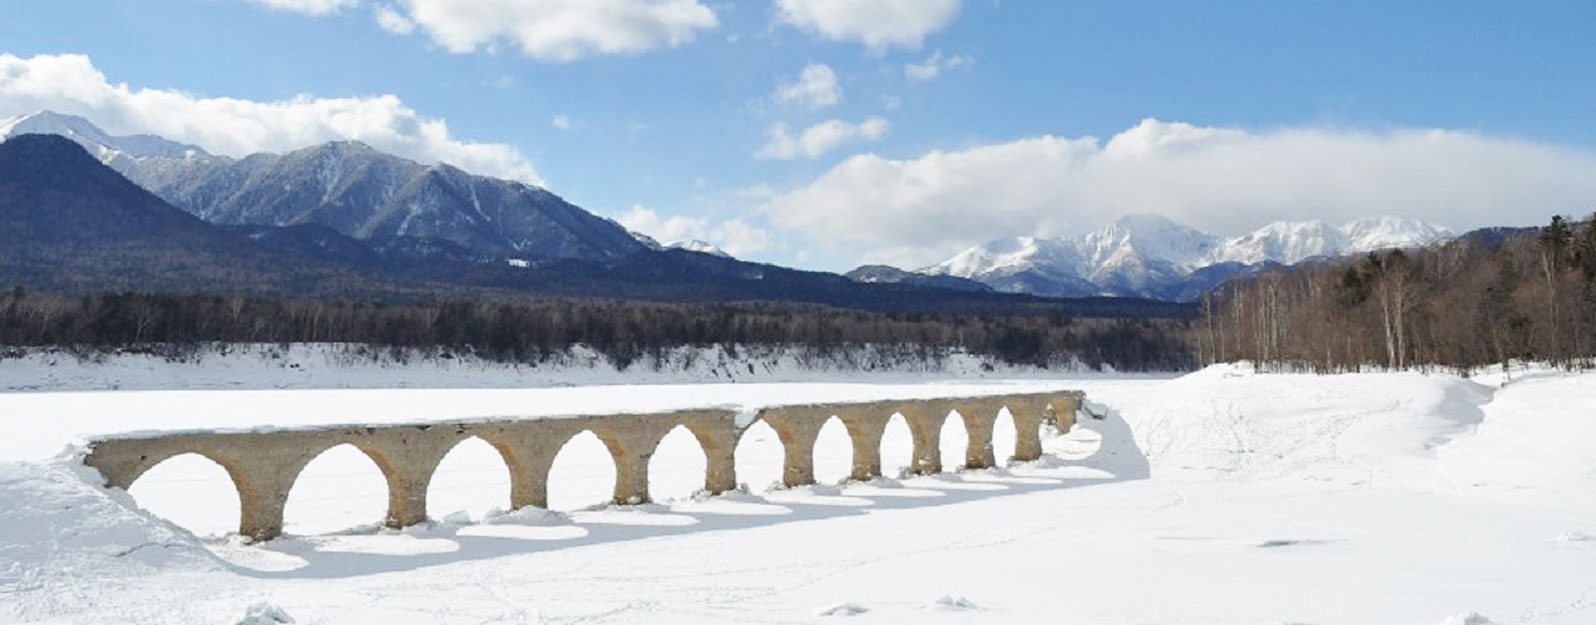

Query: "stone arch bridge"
left=84, top=391, right=1084, bottom=541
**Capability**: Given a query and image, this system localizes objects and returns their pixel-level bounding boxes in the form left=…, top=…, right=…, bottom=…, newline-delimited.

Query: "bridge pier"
left=233, top=449, right=320, bottom=543
left=838, top=407, right=892, bottom=481
left=679, top=414, right=740, bottom=495
left=1008, top=398, right=1049, bottom=462
left=897, top=403, right=951, bottom=475
left=759, top=406, right=833, bottom=488
left=1051, top=392, right=1082, bottom=433
left=592, top=418, right=677, bottom=505
left=952, top=399, right=1005, bottom=470
left=479, top=423, right=583, bottom=510
left=352, top=429, right=463, bottom=530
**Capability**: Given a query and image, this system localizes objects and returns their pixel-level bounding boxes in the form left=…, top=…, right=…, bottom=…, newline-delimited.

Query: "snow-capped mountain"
left=665, top=239, right=731, bottom=258
left=914, top=214, right=1452, bottom=300
left=1, top=111, right=212, bottom=169
left=4, top=111, right=644, bottom=262
left=629, top=232, right=734, bottom=259
left=150, top=140, right=644, bottom=261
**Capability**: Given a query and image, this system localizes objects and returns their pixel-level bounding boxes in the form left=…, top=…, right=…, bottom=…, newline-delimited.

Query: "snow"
left=921, top=214, right=1453, bottom=295
left=2, top=360, right=1593, bottom=624
left=0, top=343, right=1076, bottom=394
left=236, top=602, right=296, bottom=625
left=1, top=110, right=212, bottom=161
left=663, top=238, right=731, bottom=258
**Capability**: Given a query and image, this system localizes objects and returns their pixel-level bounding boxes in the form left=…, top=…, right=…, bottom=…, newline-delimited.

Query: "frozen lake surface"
left=2, top=361, right=1592, bottom=625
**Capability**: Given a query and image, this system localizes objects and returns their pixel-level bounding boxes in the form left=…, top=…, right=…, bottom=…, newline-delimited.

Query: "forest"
left=0, top=291, right=1194, bottom=372
left=1200, top=215, right=1596, bottom=373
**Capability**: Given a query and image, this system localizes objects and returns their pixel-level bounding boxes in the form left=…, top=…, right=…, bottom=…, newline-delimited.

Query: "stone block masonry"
left=84, top=391, right=1083, bottom=541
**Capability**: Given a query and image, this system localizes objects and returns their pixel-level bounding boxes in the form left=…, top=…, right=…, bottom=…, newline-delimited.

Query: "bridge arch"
left=810, top=416, right=854, bottom=485
left=733, top=418, right=784, bottom=492
left=991, top=407, right=1019, bottom=466
left=283, top=443, right=389, bottom=535
left=426, top=436, right=514, bottom=521
left=126, top=452, right=242, bottom=537
left=545, top=429, right=619, bottom=511
left=879, top=412, right=916, bottom=477
left=939, top=409, right=971, bottom=471
left=647, top=424, right=709, bottom=501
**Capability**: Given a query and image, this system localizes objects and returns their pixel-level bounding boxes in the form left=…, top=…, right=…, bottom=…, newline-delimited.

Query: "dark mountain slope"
left=0, top=134, right=383, bottom=295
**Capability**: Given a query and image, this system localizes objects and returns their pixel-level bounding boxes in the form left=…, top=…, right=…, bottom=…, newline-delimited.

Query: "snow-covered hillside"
left=0, top=343, right=1078, bottom=393
left=2, top=365, right=1592, bottom=624
left=918, top=214, right=1452, bottom=299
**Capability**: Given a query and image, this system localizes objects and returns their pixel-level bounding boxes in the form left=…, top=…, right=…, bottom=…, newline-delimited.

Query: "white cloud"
left=756, top=117, right=890, bottom=160
left=764, top=118, right=1596, bottom=268
left=385, top=0, right=718, bottom=62
left=374, top=5, right=416, bottom=34
left=904, top=50, right=972, bottom=81
left=619, top=205, right=772, bottom=256
left=248, top=0, right=356, bottom=16
left=774, top=63, right=841, bottom=110
left=618, top=205, right=708, bottom=243
left=712, top=219, right=774, bottom=256
left=551, top=114, right=573, bottom=130
left=0, top=53, right=543, bottom=185
left=775, top=0, right=962, bottom=50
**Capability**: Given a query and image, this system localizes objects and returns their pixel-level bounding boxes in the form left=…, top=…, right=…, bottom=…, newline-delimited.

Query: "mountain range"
left=1, top=111, right=644, bottom=262
left=0, top=127, right=1194, bottom=318
left=0, top=109, right=1457, bottom=311
left=902, top=214, right=1452, bottom=301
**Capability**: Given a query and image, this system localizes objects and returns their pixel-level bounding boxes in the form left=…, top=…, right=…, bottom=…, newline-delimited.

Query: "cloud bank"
left=756, top=117, right=889, bottom=160
left=775, top=0, right=961, bottom=50
left=764, top=118, right=1596, bottom=268
left=0, top=53, right=543, bottom=185
left=619, top=205, right=774, bottom=256
left=380, top=0, right=718, bottom=62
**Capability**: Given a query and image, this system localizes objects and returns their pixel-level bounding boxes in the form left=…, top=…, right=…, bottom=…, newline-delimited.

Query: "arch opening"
left=880, top=413, right=915, bottom=478
left=940, top=410, right=970, bottom=472
left=812, top=416, right=853, bottom=485
left=545, top=430, right=617, bottom=511
left=648, top=425, right=709, bottom=502
left=283, top=444, right=388, bottom=535
left=734, top=420, right=784, bottom=493
left=426, top=436, right=513, bottom=523
left=992, top=407, right=1019, bottom=466
left=126, top=453, right=240, bottom=538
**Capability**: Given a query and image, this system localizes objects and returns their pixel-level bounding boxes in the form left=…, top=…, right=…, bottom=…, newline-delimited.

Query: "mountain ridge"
left=908, top=214, right=1452, bottom=300
left=2, top=110, right=645, bottom=263
left=0, top=132, right=1196, bottom=319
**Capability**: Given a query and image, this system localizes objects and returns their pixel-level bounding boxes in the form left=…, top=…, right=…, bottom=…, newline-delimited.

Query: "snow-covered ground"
left=0, top=343, right=1093, bottom=393
left=2, top=359, right=1593, bottom=625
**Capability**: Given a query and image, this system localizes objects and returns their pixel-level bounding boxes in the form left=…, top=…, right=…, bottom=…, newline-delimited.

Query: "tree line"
left=1200, top=215, right=1596, bottom=373
left=0, top=290, right=1195, bottom=372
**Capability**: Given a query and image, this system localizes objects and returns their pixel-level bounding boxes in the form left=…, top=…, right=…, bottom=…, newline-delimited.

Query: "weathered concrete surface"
left=84, top=392, right=1082, bottom=542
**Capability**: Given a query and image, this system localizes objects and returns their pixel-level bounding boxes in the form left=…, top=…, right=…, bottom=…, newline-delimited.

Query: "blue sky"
left=3, top=0, right=1596, bottom=270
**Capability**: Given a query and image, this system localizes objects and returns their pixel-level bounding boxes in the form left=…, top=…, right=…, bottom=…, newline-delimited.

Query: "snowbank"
left=0, top=459, right=220, bottom=622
